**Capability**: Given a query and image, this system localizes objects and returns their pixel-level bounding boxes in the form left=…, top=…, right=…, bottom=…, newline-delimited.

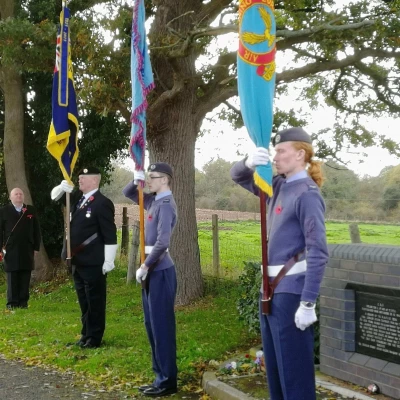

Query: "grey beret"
left=272, top=127, right=312, bottom=146
left=148, top=162, right=173, bottom=177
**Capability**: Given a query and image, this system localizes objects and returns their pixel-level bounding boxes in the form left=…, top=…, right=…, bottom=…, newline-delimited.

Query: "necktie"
left=76, top=196, right=86, bottom=209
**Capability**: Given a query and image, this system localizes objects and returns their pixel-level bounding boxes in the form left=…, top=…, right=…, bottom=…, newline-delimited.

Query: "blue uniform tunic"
left=231, top=160, right=329, bottom=400
left=123, top=182, right=178, bottom=390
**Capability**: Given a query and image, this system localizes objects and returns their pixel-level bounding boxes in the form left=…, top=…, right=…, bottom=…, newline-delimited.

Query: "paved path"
left=0, top=357, right=127, bottom=400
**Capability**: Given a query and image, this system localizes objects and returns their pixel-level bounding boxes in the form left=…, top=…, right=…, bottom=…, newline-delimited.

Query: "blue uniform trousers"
left=259, top=293, right=316, bottom=400
left=142, top=267, right=177, bottom=389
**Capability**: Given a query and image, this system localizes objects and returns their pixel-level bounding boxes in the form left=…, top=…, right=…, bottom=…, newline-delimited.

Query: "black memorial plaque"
left=356, top=292, right=400, bottom=364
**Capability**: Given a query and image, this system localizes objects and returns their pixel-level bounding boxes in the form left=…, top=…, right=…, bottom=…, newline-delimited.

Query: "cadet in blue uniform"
left=123, top=162, right=178, bottom=397
left=0, top=188, right=41, bottom=309
left=231, top=128, right=329, bottom=400
left=51, top=168, right=118, bottom=348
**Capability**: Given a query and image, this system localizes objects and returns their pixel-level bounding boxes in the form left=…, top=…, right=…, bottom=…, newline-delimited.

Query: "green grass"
left=0, top=265, right=257, bottom=395
left=0, top=220, right=397, bottom=395
left=198, top=220, right=400, bottom=278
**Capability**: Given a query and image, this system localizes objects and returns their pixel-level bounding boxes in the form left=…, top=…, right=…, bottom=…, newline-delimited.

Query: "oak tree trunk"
left=0, top=0, right=55, bottom=281
left=148, top=116, right=204, bottom=305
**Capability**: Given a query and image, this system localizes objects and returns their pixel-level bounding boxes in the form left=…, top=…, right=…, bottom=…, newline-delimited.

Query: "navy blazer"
left=65, top=190, right=117, bottom=267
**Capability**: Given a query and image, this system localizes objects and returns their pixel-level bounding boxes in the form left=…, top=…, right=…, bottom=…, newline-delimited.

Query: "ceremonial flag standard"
left=47, top=5, right=79, bottom=183
left=131, top=0, right=155, bottom=269
left=130, top=0, right=155, bottom=172
left=237, top=0, right=276, bottom=196
left=238, top=0, right=276, bottom=315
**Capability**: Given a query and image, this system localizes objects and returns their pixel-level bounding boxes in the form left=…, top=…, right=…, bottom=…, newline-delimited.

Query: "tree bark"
left=148, top=111, right=204, bottom=305
left=147, top=0, right=205, bottom=305
left=0, top=0, right=54, bottom=281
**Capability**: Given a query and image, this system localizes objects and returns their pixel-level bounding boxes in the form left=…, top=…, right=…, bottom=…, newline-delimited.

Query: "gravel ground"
left=0, top=357, right=128, bottom=400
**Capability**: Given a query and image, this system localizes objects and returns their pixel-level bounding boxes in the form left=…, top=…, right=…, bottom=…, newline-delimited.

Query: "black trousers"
left=72, top=265, right=107, bottom=345
left=6, top=270, right=32, bottom=308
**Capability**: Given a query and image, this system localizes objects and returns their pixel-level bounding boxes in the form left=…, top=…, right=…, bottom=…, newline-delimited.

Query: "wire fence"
left=116, top=204, right=400, bottom=282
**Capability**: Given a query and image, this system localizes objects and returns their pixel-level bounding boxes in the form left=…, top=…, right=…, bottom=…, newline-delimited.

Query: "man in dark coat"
left=0, top=188, right=41, bottom=309
left=51, top=168, right=118, bottom=348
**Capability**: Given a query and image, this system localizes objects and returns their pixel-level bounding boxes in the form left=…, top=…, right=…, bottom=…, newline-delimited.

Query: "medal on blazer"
left=86, top=207, right=92, bottom=218
left=81, top=195, right=95, bottom=209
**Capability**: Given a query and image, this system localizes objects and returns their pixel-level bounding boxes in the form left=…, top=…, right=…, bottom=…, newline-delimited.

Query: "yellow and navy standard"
left=47, top=5, right=79, bottom=183
left=0, top=204, right=41, bottom=308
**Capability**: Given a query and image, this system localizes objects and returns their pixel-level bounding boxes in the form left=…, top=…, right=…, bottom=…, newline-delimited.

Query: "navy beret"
left=272, top=127, right=312, bottom=146
left=148, top=162, right=173, bottom=178
left=78, top=167, right=101, bottom=175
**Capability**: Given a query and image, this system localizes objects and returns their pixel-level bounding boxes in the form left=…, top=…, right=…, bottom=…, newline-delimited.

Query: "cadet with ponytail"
left=231, top=127, right=329, bottom=400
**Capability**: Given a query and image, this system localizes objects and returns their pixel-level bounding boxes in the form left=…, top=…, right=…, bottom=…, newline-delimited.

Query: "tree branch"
left=276, top=48, right=400, bottom=83
left=195, top=86, right=237, bottom=124
left=278, top=19, right=376, bottom=50
left=223, top=100, right=241, bottom=115
left=147, top=79, right=185, bottom=123
left=196, top=0, right=235, bottom=27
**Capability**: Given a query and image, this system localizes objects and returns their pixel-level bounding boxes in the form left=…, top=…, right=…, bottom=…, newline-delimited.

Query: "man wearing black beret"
left=51, top=168, right=118, bottom=348
left=123, top=162, right=178, bottom=397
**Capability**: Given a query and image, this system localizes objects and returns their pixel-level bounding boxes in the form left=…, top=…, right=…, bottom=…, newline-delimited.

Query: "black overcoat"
left=67, top=190, right=117, bottom=267
left=0, top=204, right=41, bottom=272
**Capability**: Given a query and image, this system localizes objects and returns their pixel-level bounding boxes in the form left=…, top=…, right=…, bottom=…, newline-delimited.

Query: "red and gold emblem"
left=238, top=0, right=276, bottom=81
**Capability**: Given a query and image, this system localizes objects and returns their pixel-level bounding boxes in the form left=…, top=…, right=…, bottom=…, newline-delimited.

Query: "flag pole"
left=139, top=187, right=145, bottom=264
left=260, top=190, right=270, bottom=314
left=66, top=192, right=72, bottom=270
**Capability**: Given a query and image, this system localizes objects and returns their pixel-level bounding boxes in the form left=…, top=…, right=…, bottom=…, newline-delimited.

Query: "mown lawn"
left=0, top=265, right=258, bottom=396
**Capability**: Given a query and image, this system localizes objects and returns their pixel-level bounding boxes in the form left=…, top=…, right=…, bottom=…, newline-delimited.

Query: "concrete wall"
left=320, top=244, right=400, bottom=399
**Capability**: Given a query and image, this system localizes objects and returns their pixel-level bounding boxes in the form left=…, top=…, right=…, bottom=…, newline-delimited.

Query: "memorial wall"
left=320, top=244, right=400, bottom=399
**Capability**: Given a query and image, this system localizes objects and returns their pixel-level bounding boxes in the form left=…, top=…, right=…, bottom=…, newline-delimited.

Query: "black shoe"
left=76, top=338, right=87, bottom=347
left=138, top=384, right=154, bottom=392
left=143, top=387, right=177, bottom=397
left=82, top=339, right=100, bottom=349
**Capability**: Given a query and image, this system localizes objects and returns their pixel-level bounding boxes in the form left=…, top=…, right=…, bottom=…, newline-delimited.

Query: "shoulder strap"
left=3, top=208, right=27, bottom=249
left=270, top=250, right=305, bottom=293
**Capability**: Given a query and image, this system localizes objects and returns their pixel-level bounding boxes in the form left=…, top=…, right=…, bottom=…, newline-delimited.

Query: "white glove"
left=61, top=180, right=74, bottom=193
left=102, top=244, right=118, bottom=275
left=136, top=264, right=149, bottom=283
left=294, top=303, right=317, bottom=331
left=50, top=180, right=74, bottom=200
left=134, top=170, right=145, bottom=185
left=245, top=147, right=270, bottom=170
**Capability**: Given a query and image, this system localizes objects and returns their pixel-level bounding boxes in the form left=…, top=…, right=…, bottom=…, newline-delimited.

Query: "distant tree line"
left=104, top=160, right=400, bottom=222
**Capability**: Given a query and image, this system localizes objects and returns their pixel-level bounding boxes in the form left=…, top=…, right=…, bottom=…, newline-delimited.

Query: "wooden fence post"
left=121, top=207, right=129, bottom=256
left=127, top=221, right=140, bottom=284
left=349, top=223, right=361, bottom=243
left=212, top=214, right=220, bottom=278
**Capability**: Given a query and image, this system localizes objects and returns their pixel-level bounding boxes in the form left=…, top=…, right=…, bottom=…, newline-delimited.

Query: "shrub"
left=237, top=261, right=320, bottom=364
left=237, top=261, right=262, bottom=334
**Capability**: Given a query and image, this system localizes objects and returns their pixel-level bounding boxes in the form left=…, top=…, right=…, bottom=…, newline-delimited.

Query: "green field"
left=198, top=220, right=400, bottom=278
